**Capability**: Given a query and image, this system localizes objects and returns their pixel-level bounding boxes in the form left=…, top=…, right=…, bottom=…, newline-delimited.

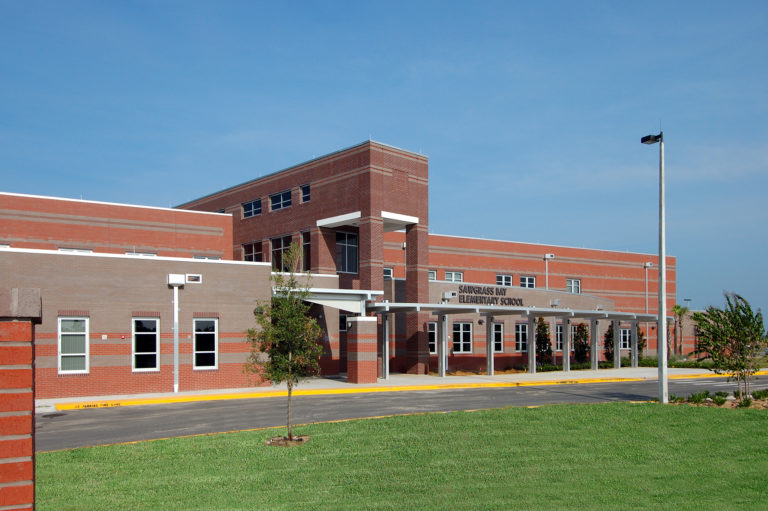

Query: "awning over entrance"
left=316, top=210, right=419, bottom=232
left=275, top=287, right=382, bottom=314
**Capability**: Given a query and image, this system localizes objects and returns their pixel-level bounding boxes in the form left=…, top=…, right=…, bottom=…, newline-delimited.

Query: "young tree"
left=672, top=304, right=690, bottom=356
left=573, top=323, right=590, bottom=363
left=603, top=322, right=615, bottom=362
left=535, top=317, right=553, bottom=366
left=636, top=326, right=647, bottom=360
left=693, top=293, right=767, bottom=403
left=245, top=242, right=324, bottom=440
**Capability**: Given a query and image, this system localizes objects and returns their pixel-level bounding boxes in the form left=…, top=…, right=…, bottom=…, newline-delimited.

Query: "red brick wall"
left=0, top=289, right=41, bottom=511
left=346, top=317, right=378, bottom=384
left=0, top=192, right=233, bottom=259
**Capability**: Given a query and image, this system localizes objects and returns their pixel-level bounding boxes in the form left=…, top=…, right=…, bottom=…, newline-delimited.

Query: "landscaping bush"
left=751, top=388, right=768, bottom=400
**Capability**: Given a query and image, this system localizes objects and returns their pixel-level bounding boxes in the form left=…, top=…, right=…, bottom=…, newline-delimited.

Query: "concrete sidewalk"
left=36, top=366, right=741, bottom=414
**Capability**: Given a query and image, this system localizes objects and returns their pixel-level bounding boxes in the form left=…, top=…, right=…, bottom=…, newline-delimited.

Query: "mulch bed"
left=265, top=435, right=310, bottom=447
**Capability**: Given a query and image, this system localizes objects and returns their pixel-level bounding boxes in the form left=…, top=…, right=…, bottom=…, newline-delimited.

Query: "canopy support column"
left=382, top=313, right=390, bottom=380
left=613, top=319, right=621, bottom=369
left=590, top=319, right=600, bottom=371
left=631, top=320, right=639, bottom=368
left=438, top=314, right=447, bottom=378
left=563, top=317, right=571, bottom=372
left=485, top=317, right=494, bottom=376
left=527, top=315, right=536, bottom=374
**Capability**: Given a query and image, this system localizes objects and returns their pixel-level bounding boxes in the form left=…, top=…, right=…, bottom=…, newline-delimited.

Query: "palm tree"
left=672, top=304, right=690, bottom=356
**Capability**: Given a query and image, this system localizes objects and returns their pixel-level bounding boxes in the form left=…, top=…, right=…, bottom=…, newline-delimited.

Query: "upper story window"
left=242, top=199, right=261, bottom=218
left=301, top=184, right=311, bottom=203
left=567, top=278, right=581, bottom=294
left=243, top=242, right=262, bottom=262
left=58, top=248, right=92, bottom=254
left=271, top=236, right=293, bottom=271
left=428, top=270, right=437, bottom=281
left=302, top=232, right=311, bottom=272
left=383, top=267, right=393, bottom=279
left=497, top=274, right=512, bottom=287
left=521, top=276, right=535, bottom=288
left=445, top=271, right=463, bottom=282
left=336, top=232, right=358, bottom=274
left=215, top=208, right=226, bottom=214
left=270, top=190, right=292, bottom=211
left=125, top=251, right=156, bottom=257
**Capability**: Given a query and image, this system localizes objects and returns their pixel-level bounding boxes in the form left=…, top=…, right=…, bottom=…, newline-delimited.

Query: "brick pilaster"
left=346, top=317, right=378, bottom=384
left=0, top=288, right=41, bottom=511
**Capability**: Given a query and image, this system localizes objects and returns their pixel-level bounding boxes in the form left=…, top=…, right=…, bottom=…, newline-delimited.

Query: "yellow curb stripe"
left=53, top=370, right=768, bottom=411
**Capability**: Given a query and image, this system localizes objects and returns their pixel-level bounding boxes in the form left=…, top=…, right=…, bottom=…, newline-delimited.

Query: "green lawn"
left=37, top=403, right=768, bottom=510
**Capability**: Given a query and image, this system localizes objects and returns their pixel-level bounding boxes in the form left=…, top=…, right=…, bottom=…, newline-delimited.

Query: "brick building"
left=1, top=140, right=684, bottom=399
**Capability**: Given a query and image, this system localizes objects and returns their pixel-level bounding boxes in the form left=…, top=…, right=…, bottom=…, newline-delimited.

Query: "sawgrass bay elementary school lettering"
left=457, top=285, right=524, bottom=306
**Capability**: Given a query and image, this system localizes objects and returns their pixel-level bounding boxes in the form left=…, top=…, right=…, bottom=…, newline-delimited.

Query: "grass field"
left=37, top=402, right=768, bottom=510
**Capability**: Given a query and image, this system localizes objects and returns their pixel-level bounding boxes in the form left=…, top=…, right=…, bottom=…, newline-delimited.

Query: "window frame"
left=300, top=184, right=311, bottom=203
left=58, top=316, right=89, bottom=374
left=383, top=267, right=394, bottom=279
left=271, top=235, right=293, bottom=271
left=520, top=275, right=536, bottom=288
left=567, top=278, right=581, bottom=294
left=335, top=231, right=359, bottom=274
left=339, top=313, right=348, bottom=332
left=621, top=328, right=631, bottom=350
left=445, top=271, right=463, bottom=283
left=193, top=318, right=218, bottom=370
left=493, top=322, right=504, bottom=353
left=428, top=270, right=437, bottom=281
left=302, top=232, right=311, bottom=272
left=496, top=274, right=513, bottom=287
left=243, top=242, right=262, bottom=262
left=452, top=322, right=472, bottom=353
left=270, top=190, right=292, bottom=211
left=428, top=322, right=437, bottom=354
left=132, top=318, right=159, bottom=372
left=515, top=323, right=528, bottom=352
left=242, top=199, right=262, bottom=218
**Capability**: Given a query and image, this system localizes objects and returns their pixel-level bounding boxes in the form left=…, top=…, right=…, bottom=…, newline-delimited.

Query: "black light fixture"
left=641, top=133, right=663, bottom=145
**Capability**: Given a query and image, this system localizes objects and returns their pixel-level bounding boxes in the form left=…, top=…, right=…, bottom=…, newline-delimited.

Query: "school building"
left=0, top=140, right=689, bottom=399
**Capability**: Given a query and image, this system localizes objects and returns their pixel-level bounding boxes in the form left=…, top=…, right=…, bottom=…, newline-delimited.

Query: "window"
left=383, top=267, right=393, bottom=279
left=452, top=322, right=472, bottom=353
left=133, top=318, right=158, bottom=371
left=339, top=313, right=348, bottom=332
left=567, top=278, right=581, bottom=294
left=520, top=276, right=535, bottom=288
left=271, top=236, right=292, bottom=271
left=302, top=232, right=311, bottom=272
left=428, top=322, right=437, bottom=354
left=497, top=274, right=512, bottom=287
left=301, top=184, right=311, bottom=203
left=58, top=247, right=92, bottom=254
left=621, top=328, right=631, bottom=350
left=336, top=232, right=358, bottom=273
left=243, top=242, right=262, bottom=262
left=428, top=270, right=437, bottom=281
left=215, top=208, right=226, bottom=214
left=194, top=319, right=218, bottom=369
left=242, top=199, right=261, bottom=218
left=270, top=190, right=292, bottom=211
left=515, top=323, right=528, bottom=352
left=125, top=251, right=156, bottom=257
left=193, top=255, right=220, bottom=260
left=493, top=323, right=504, bottom=353
left=58, top=317, right=88, bottom=373
left=556, top=324, right=576, bottom=352
left=445, top=271, right=463, bottom=282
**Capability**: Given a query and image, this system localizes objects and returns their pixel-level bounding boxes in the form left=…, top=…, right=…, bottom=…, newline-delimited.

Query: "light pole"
left=641, top=131, right=667, bottom=404
left=544, top=253, right=555, bottom=289
left=643, top=261, right=653, bottom=358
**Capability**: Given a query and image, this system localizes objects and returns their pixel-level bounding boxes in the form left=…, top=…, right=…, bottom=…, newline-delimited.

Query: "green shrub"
left=713, top=395, right=727, bottom=406
left=669, top=394, right=686, bottom=403
left=715, top=391, right=729, bottom=398
left=688, top=391, right=711, bottom=404
left=751, top=388, right=768, bottom=400
left=737, top=398, right=753, bottom=408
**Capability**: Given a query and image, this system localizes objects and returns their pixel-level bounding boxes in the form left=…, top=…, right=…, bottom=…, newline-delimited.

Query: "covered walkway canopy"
left=367, top=302, right=661, bottom=380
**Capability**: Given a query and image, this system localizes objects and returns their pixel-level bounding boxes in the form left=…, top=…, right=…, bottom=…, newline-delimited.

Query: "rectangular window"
left=270, top=190, right=292, bottom=211
left=133, top=318, right=159, bottom=371
left=243, top=242, right=262, bottom=262
left=383, top=267, right=393, bottom=279
left=339, top=314, right=348, bottom=332
left=452, top=322, right=472, bottom=353
left=194, top=319, right=218, bottom=369
left=428, top=322, right=437, bottom=354
left=621, top=328, right=631, bottom=350
left=58, top=247, right=92, bottom=254
left=302, top=232, right=311, bottom=272
left=336, top=232, right=358, bottom=273
left=496, top=274, right=512, bottom=287
left=556, top=324, right=563, bottom=351
left=567, top=278, right=581, bottom=294
left=515, top=323, right=528, bottom=352
left=125, top=251, right=156, bottom=257
left=445, top=271, right=463, bottom=282
left=271, top=236, right=293, bottom=271
left=493, top=323, right=504, bottom=353
left=58, top=317, right=88, bottom=373
left=428, top=270, right=437, bottom=281
left=215, top=208, right=226, bottom=214
left=242, top=199, right=262, bottom=218
left=301, top=184, right=311, bottom=203
left=521, top=276, right=536, bottom=288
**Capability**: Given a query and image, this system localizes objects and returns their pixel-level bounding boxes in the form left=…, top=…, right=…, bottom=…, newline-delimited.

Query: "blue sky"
left=2, top=1, right=767, bottom=314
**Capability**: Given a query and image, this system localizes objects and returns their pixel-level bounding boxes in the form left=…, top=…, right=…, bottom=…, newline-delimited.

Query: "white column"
left=613, top=319, right=621, bottom=369
left=438, top=314, right=447, bottom=378
left=382, top=313, right=390, bottom=380
left=485, top=317, right=494, bottom=376
left=563, top=317, right=571, bottom=372
left=551, top=317, right=558, bottom=366
left=590, top=319, right=599, bottom=371
left=173, top=285, right=180, bottom=393
left=527, top=315, right=536, bottom=374
left=631, top=320, right=639, bottom=368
